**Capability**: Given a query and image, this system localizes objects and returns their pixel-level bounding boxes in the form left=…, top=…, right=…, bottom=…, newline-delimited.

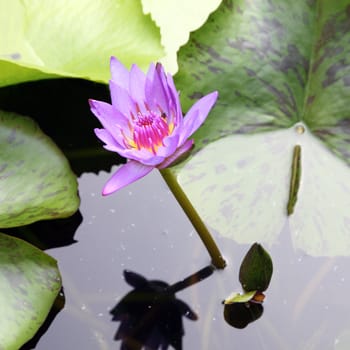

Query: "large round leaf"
left=0, top=232, right=61, bottom=350
left=0, top=0, right=163, bottom=87
left=141, top=0, right=222, bottom=73
left=0, top=110, right=79, bottom=228
left=166, top=0, right=350, bottom=256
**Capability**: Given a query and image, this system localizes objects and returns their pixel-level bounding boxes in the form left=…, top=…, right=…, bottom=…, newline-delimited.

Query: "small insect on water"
left=287, top=144, right=302, bottom=216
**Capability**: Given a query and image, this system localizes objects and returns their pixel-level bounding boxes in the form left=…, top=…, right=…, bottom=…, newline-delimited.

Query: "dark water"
left=23, top=168, right=350, bottom=350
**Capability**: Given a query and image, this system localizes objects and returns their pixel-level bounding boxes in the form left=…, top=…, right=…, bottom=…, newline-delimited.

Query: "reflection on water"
left=110, top=268, right=212, bottom=349
left=21, top=169, right=350, bottom=349
left=223, top=302, right=264, bottom=329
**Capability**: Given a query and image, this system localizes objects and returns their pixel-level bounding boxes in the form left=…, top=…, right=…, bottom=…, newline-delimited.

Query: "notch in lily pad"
left=223, top=243, right=273, bottom=328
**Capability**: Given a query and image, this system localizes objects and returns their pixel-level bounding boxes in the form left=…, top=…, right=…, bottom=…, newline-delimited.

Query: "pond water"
left=2, top=78, right=349, bottom=350
left=19, top=167, right=350, bottom=350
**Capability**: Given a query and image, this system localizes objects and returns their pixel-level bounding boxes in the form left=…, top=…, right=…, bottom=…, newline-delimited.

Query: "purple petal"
left=89, top=99, right=131, bottom=142
left=94, top=128, right=125, bottom=153
left=121, top=148, right=165, bottom=166
left=89, top=99, right=124, bottom=130
left=109, top=80, right=137, bottom=117
left=129, top=64, right=146, bottom=103
left=178, top=91, right=218, bottom=145
left=166, top=73, right=182, bottom=125
left=155, top=134, right=180, bottom=158
left=102, top=161, right=154, bottom=195
left=157, top=139, right=194, bottom=169
left=145, top=63, right=170, bottom=114
left=110, top=56, right=129, bottom=90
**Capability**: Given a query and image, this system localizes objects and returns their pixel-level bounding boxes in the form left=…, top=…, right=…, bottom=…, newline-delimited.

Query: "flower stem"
left=160, top=168, right=226, bottom=269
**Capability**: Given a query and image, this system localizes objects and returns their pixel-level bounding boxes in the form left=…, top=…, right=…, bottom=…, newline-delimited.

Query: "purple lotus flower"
left=89, top=57, right=218, bottom=195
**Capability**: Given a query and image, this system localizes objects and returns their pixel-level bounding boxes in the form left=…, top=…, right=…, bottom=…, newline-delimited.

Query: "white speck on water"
left=121, top=228, right=126, bottom=233
left=98, top=288, right=103, bottom=293
left=81, top=304, right=87, bottom=311
left=152, top=247, right=157, bottom=251
left=189, top=230, right=194, bottom=237
left=324, top=305, right=329, bottom=310
left=97, top=312, right=104, bottom=317
left=341, top=277, right=345, bottom=282
left=90, top=192, right=96, bottom=197
left=79, top=257, right=84, bottom=262
left=120, top=243, right=126, bottom=251
left=162, top=229, right=169, bottom=236
left=297, top=256, right=302, bottom=262
left=334, top=338, right=339, bottom=346
left=131, top=223, right=136, bottom=228
left=333, top=265, right=339, bottom=271
left=109, top=208, right=116, bottom=213
left=127, top=256, right=132, bottom=260
left=93, top=331, right=106, bottom=344
left=212, top=317, right=216, bottom=321
left=128, top=191, right=133, bottom=196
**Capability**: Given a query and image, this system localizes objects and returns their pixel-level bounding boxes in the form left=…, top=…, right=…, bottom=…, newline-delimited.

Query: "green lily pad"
left=239, top=243, right=273, bottom=292
left=166, top=0, right=350, bottom=256
left=0, top=0, right=163, bottom=87
left=223, top=290, right=257, bottom=304
left=141, top=0, right=222, bottom=73
left=0, top=232, right=61, bottom=350
left=0, top=110, right=79, bottom=228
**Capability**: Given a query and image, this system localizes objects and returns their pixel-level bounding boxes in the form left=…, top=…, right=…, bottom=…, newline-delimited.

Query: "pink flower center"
left=129, top=111, right=172, bottom=154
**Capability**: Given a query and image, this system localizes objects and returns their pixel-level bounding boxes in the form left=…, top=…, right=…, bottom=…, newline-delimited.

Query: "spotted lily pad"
left=0, top=0, right=163, bottom=87
left=0, top=110, right=79, bottom=228
left=167, top=0, right=350, bottom=256
left=0, top=232, right=61, bottom=350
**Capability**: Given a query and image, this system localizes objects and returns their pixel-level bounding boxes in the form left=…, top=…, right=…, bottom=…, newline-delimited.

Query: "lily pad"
left=167, top=0, right=350, bottom=256
left=141, top=0, right=222, bottom=73
left=239, top=243, right=273, bottom=292
left=0, top=0, right=163, bottom=87
left=0, top=232, right=61, bottom=350
left=223, top=290, right=257, bottom=304
left=0, top=110, right=79, bottom=228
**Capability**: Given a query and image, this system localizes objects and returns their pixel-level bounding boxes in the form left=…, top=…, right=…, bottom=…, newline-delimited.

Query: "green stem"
left=160, top=168, right=226, bottom=269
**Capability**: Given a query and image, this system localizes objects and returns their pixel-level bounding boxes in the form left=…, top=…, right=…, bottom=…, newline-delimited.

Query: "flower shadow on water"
left=111, top=267, right=214, bottom=350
